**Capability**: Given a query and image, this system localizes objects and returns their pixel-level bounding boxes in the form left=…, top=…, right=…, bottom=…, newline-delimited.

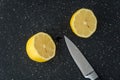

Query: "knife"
left=64, top=36, right=100, bottom=80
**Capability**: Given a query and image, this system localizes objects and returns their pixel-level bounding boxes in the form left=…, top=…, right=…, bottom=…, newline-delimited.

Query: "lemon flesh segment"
left=26, top=32, right=56, bottom=62
left=70, top=8, right=97, bottom=38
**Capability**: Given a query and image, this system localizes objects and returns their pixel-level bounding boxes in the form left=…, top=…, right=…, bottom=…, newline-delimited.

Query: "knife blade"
left=64, top=36, right=100, bottom=80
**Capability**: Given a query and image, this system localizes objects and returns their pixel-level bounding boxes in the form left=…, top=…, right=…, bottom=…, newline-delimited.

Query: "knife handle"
left=85, top=71, right=100, bottom=80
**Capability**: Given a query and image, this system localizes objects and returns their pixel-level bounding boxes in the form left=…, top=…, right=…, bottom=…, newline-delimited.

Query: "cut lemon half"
left=26, top=32, right=56, bottom=62
left=70, top=8, right=97, bottom=38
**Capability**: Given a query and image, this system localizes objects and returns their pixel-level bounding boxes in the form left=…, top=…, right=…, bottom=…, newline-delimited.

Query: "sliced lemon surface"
left=70, top=8, right=97, bottom=38
left=26, top=32, right=56, bottom=62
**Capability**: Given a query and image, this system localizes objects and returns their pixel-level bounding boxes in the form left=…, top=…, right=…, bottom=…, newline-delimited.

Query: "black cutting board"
left=0, top=0, right=120, bottom=80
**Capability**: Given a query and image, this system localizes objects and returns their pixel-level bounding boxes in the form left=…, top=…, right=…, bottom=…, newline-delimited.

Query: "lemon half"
left=26, top=32, right=56, bottom=62
left=70, top=8, right=97, bottom=38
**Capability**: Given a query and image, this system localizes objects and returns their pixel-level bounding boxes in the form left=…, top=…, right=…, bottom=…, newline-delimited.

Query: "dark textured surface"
left=0, top=0, right=120, bottom=80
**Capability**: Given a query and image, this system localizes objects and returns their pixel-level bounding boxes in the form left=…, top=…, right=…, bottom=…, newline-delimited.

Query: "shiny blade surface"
left=64, top=36, right=98, bottom=79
